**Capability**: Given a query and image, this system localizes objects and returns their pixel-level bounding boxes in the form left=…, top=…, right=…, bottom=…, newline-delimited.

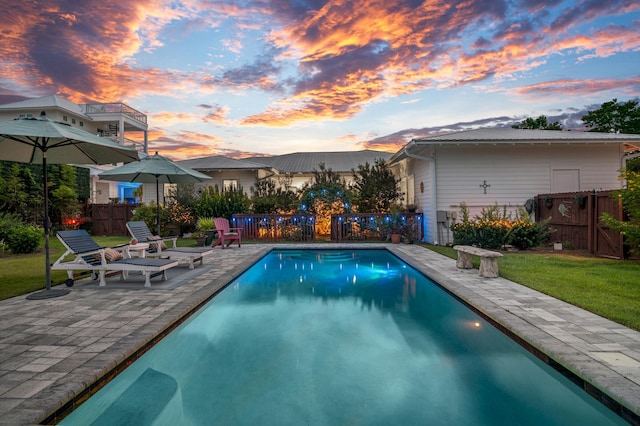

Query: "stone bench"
left=453, top=245, right=503, bottom=278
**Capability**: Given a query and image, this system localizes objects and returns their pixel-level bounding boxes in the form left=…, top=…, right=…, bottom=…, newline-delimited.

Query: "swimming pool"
left=60, top=249, right=626, bottom=425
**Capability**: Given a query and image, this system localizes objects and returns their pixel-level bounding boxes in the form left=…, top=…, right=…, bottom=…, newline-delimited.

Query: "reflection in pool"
left=61, top=249, right=626, bottom=425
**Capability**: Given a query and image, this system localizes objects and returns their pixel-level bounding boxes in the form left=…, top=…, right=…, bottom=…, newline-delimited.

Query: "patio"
left=0, top=244, right=638, bottom=424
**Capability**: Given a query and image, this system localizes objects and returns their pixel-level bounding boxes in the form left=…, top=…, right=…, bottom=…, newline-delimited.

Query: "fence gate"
left=91, top=204, right=138, bottom=236
left=536, top=191, right=624, bottom=259
left=592, top=191, right=624, bottom=259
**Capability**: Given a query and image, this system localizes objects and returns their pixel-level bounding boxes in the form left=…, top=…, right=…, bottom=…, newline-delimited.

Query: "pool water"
left=61, top=249, right=626, bottom=425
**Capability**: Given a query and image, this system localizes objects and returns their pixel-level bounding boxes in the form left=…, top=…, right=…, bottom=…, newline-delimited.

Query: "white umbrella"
left=98, top=152, right=210, bottom=234
left=0, top=112, right=139, bottom=299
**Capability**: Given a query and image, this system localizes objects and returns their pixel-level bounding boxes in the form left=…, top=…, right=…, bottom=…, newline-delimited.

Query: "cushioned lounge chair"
left=52, top=230, right=179, bottom=287
left=211, top=217, right=241, bottom=249
left=126, top=221, right=214, bottom=269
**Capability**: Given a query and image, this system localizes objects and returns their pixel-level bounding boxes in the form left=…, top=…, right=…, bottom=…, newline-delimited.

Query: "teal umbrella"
left=0, top=112, right=140, bottom=299
left=98, top=152, right=210, bottom=234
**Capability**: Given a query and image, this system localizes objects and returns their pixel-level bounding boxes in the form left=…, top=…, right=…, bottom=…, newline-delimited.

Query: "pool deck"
left=0, top=244, right=639, bottom=425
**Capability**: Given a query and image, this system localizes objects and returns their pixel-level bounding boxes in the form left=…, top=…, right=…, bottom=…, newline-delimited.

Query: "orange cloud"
left=248, top=0, right=640, bottom=127
left=151, top=111, right=202, bottom=126
left=1, top=0, right=638, bottom=134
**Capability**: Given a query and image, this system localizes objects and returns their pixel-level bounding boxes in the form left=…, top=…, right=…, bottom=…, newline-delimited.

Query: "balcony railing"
left=101, top=135, right=146, bottom=152
left=83, top=102, right=147, bottom=124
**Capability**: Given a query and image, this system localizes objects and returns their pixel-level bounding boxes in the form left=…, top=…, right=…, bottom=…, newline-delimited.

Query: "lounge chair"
left=211, top=217, right=241, bottom=249
left=52, top=230, right=179, bottom=287
left=126, top=221, right=214, bottom=269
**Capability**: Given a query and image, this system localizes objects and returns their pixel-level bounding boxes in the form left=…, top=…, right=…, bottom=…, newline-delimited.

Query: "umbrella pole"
left=156, top=176, right=161, bottom=235
left=43, top=155, right=51, bottom=290
left=26, top=151, right=69, bottom=300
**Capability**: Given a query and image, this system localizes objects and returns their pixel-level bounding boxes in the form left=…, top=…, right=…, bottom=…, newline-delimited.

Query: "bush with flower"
left=452, top=203, right=552, bottom=250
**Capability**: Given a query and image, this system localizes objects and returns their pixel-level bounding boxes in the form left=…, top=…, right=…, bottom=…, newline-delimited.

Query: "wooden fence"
left=535, top=190, right=625, bottom=258
left=91, top=204, right=139, bottom=236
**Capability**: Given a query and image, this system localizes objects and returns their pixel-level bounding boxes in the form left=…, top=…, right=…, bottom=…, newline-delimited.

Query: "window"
left=223, top=179, right=238, bottom=191
left=72, top=118, right=76, bottom=124
left=80, top=121, right=84, bottom=127
left=63, top=115, right=68, bottom=121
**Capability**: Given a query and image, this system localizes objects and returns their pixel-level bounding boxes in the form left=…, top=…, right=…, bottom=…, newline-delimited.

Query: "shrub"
left=194, top=185, right=250, bottom=219
left=0, top=213, right=23, bottom=242
left=508, top=220, right=540, bottom=250
left=451, top=203, right=552, bottom=250
left=451, top=222, right=476, bottom=245
left=474, top=219, right=510, bottom=249
left=7, top=225, right=42, bottom=254
left=131, top=203, right=170, bottom=235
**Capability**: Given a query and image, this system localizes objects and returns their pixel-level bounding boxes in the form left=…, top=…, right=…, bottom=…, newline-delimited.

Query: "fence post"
left=587, top=189, right=595, bottom=253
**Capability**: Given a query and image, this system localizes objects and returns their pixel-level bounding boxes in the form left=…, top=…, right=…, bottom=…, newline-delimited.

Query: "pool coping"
left=0, top=243, right=638, bottom=424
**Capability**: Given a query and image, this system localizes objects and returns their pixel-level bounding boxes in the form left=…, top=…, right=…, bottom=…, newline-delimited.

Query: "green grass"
left=0, top=235, right=199, bottom=300
left=425, top=244, right=640, bottom=331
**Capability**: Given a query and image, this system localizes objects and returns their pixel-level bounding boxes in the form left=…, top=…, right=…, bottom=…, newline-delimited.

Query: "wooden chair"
left=212, top=217, right=242, bottom=249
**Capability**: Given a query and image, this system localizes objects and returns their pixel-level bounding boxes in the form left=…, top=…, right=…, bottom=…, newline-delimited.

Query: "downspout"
left=404, top=140, right=436, bottom=243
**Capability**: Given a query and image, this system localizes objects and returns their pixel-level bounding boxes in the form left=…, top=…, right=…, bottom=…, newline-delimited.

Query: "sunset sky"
left=1, top=0, right=639, bottom=160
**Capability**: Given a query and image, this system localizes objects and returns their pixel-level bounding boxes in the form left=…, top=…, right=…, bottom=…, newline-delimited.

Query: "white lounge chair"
left=52, top=230, right=179, bottom=287
left=126, top=221, right=214, bottom=269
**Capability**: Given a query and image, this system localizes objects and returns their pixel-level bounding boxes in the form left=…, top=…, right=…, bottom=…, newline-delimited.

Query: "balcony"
left=83, top=102, right=147, bottom=125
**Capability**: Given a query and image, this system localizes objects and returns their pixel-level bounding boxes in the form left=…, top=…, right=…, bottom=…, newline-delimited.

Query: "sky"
left=0, top=0, right=639, bottom=160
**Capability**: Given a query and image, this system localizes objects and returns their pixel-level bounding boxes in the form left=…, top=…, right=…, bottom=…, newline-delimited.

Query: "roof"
left=0, top=95, right=89, bottom=118
left=412, top=128, right=640, bottom=142
left=390, top=128, right=640, bottom=163
left=245, top=150, right=393, bottom=173
left=177, top=155, right=271, bottom=171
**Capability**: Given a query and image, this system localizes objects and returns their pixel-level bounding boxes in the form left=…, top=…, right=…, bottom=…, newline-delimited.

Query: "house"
left=388, top=128, right=640, bottom=245
left=0, top=95, right=149, bottom=152
left=179, top=150, right=393, bottom=195
left=0, top=95, right=149, bottom=204
left=177, top=156, right=275, bottom=193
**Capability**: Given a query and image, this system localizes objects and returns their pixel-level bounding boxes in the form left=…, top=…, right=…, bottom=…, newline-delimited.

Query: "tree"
left=582, top=98, right=640, bottom=134
left=351, top=158, right=402, bottom=212
left=299, top=163, right=354, bottom=235
left=250, top=177, right=298, bottom=214
left=512, top=115, right=562, bottom=130
left=600, top=170, right=640, bottom=256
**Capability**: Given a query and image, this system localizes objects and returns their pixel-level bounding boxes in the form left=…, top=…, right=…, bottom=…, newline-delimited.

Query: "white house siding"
left=411, top=158, right=434, bottom=243
left=401, top=143, right=624, bottom=244
left=193, top=170, right=257, bottom=196
left=435, top=144, right=623, bottom=230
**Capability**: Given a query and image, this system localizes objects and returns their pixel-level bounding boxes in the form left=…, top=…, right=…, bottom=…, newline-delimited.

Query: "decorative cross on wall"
left=479, top=180, right=491, bottom=194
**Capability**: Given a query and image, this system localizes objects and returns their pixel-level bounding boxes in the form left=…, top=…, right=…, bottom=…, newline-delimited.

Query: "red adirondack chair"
left=212, top=217, right=242, bottom=249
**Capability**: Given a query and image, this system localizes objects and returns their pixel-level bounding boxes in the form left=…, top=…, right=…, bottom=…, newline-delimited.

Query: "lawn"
left=0, top=235, right=198, bottom=300
left=425, top=244, right=640, bottom=332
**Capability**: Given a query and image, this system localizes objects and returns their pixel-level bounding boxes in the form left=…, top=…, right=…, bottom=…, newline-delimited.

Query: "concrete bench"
left=453, top=245, right=503, bottom=278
